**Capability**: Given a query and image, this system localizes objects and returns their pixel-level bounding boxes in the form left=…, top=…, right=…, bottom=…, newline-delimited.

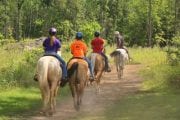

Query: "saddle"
left=43, top=52, right=61, bottom=64
left=67, top=57, right=87, bottom=69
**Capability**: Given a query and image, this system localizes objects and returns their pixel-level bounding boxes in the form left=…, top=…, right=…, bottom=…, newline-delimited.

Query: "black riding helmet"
left=94, top=31, right=100, bottom=37
left=76, top=32, right=83, bottom=40
left=49, top=27, right=57, bottom=36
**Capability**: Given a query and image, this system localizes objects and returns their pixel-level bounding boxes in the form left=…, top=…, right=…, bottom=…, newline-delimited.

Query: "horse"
left=110, top=49, right=129, bottom=79
left=67, top=58, right=89, bottom=111
left=89, top=53, right=105, bottom=93
left=35, top=56, right=62, bottom=116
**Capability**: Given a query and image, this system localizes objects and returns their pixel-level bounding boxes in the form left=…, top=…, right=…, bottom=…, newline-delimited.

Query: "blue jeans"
left=100, top=52, right=109, bottom=69
left=83, top=57, right=94, bottom=77
left=44, top=52, right=67, bottom=79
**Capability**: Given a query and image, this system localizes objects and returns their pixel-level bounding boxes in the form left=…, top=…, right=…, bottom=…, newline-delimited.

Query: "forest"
left=0, top=0, right=179, bottom=47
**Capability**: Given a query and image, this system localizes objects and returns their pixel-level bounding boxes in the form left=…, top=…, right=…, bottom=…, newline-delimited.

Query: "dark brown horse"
left=89, top=53, right=105, bottom=93
left=67, top=59, right=89, bottom=111
left=35, top=56, right=61, bottom=116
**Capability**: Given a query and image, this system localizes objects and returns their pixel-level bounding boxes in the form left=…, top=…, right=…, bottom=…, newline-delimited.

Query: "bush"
left=0, top=47, right=43, bottom=88
left=166, top=36, right=180, bottom=65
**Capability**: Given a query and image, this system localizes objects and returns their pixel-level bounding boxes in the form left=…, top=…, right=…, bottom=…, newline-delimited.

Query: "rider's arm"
left=57, top=48, right=61, bottom=56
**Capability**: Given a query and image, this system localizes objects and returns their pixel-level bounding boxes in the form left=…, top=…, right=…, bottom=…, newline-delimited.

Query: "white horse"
left=35, top=56, right=62, bottom=116
left=110, top=49, right=129, bottom=79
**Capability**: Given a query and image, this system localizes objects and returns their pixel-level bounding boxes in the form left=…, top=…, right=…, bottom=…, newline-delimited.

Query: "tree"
left=147, top=0, right=152, bottom=47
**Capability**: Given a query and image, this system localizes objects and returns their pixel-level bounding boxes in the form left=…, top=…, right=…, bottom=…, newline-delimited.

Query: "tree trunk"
left=174, top=0, right=179, bottom=35
left=147, top=0, right=152, bottom=47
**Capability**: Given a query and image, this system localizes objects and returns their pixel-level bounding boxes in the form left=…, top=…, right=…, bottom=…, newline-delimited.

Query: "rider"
left=114, top=31, right=130, bottom=58
left=91, top=31, right=111, bottom=72
left=70, top=32, right=94, bottom=81
left=34, top=27, right=68, bottom=87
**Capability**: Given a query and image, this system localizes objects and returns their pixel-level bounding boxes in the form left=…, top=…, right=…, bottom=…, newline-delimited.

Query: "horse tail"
left=37, top=60, right=50, bottom=99
left=68, top=62, right=79, bottom=78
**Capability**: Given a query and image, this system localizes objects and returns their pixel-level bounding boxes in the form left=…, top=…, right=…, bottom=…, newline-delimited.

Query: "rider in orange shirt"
left=70, top=32, right=94, bottom=81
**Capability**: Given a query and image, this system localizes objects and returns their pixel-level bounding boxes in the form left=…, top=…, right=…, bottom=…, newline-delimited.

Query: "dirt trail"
left=30, top=64, right=143, bottom=120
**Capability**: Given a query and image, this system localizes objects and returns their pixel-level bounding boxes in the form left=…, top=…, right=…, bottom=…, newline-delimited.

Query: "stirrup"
left=105, top=68, right=111, bottom=72
left=89, top=76, right=94, bottom=82
left=33, top=74, right=38, bottom=81
left=59, top=77, right=68, bottom=87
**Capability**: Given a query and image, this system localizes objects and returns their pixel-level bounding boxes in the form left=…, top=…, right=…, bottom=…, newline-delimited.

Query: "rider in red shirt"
left=91, top=31, right=111, bottom=72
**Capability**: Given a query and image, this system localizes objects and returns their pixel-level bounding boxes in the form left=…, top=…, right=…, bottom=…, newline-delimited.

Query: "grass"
left=0, top=86, right=71, bottom=120
left=0, top=41, right=179, bottom=120
left=129, top=47, right=167, bottom=65
left=104, top=92, right=180, bottom=120
left=69, top=92, right=180, bottom=120
left=0, top=87, right=41, bottom=119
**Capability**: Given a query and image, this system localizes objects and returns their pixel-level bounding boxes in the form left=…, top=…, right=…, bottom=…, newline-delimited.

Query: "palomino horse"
left=35, top=56, right=61, bottom=115
left=110, top=49, right=129, bottom=79
left=89, top=53, right=105, bottom=93
left=67, top=58, right=89, bottom=111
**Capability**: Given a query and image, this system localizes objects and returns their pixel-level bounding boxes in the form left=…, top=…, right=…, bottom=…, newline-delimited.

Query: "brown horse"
left=35, top=56, right=61, bottom=115
left=67, top=58, right=89, bottom=111
left=110, top=49, right=129, bottom=79
left=89, top=53, right=105, bottom=93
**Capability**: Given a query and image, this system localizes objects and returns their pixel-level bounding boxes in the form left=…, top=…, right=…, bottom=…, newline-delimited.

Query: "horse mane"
left=68, top=62, right=79, bottom=78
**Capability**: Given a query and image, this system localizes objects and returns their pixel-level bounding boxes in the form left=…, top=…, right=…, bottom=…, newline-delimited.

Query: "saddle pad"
left=67, top=58, right=88, bottom=69
left=116, top=49, right=129, bottom=61
left=116, top=49, right=127, bottom=54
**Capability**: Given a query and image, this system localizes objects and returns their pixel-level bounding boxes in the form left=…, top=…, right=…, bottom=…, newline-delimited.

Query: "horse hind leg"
left=49, top=81, right=58, bottom=116
left=40, top=86, right=50, bottom=116
left=75, top=84, right=82, bottom=111
left=95, top=72, right=103, bottom=93
left=70, top=83, right=78, bottom=110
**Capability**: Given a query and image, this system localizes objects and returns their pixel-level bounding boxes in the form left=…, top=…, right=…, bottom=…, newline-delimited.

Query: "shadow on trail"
left=0, top=96, right=40, bottom=119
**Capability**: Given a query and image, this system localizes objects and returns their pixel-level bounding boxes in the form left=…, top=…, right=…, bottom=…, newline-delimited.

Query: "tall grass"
left=0, top=43, right=43, bottom=89
left=129, top=47, right=167, bottom=65
left=128, top=47, right=180, bottom=92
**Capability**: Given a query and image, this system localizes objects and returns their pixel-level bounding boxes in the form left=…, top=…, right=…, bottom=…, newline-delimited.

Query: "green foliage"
left=0, top=44, right=43, bottom=88
left=129, top=47, right=180, bottom=92
left=129, top=46, right=167, bottom=66
left=79, top=21, right=101, bottom=44
left=0, top=33, right=4, bottom=40
left=166, top=36, right=180, bottom=65
left=142, top=64, right=180, bottom=91
left=56, top=20, right=74, bottom=41
left=103, top=93, right=180, bottom=120
left=23, top=48, right=43, bottom=66
left=0, top=0, right=178, bottom=47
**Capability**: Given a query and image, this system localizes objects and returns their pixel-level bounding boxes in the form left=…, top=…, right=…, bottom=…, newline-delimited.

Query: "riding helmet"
left=94, top=31, right=100, bottom=37
left=76, top=32, right=83, bottom=39
left=49, top=27, right=57, bottom=36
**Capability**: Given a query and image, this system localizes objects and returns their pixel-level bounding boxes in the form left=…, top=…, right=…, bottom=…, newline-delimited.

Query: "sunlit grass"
left=141, top=64, right=180, bottom=92
left=129, top=47, right=167, bottom=66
